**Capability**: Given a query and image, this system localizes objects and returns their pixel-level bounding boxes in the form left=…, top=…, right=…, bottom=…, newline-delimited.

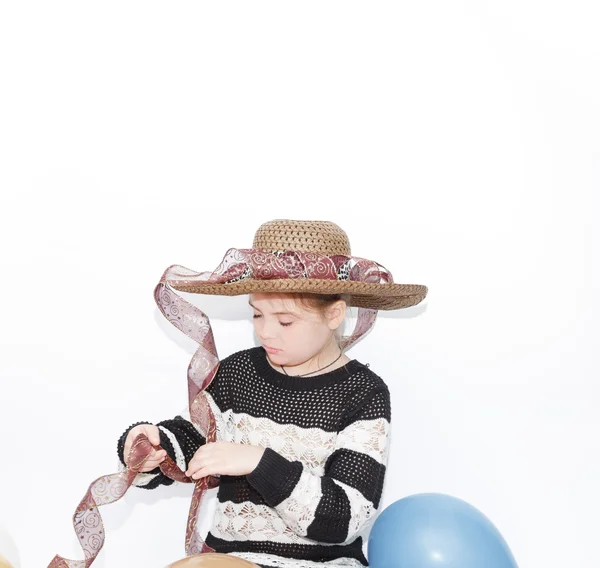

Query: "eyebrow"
left=248, top=301, right=298, bottom=316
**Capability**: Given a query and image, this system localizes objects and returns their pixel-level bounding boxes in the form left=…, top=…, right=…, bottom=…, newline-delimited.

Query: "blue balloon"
left=368, top=493, right=518, bottom=568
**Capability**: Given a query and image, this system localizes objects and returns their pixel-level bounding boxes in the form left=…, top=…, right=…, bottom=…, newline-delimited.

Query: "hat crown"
left=252, top=219, right=351, bottom=256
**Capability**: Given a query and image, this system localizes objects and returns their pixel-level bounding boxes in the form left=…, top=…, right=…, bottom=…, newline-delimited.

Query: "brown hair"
left=287, top=293, right=347, bottom=314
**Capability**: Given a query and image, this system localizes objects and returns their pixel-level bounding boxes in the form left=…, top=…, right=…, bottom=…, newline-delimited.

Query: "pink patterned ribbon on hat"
left=48, top=249, right=388, bottom=565
left=180, top=248, right=393, bottom=288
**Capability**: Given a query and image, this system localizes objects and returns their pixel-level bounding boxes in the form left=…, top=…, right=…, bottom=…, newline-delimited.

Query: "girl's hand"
left=185, top=442, right=265, bottom=479
left=124, top=424, right=167, bottom=472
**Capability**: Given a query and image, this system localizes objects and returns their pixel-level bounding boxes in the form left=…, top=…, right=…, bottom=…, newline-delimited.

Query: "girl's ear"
left=326, top=299, right=347, bottom=330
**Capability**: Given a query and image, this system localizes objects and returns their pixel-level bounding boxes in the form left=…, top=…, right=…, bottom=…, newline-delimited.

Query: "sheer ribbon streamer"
left=48, top=249, right=385, bottom=566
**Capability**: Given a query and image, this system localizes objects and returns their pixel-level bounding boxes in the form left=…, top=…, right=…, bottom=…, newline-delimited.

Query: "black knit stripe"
left=204, top=533, right=368, bottom=566
left=305, top=477, right=352, bottom=544
left=222, top=347, right=386, bottom=430
left=325, top=448, right=387, bottom=508
left=219, top=460, right=385, bottom=511
left=137, top=473, right=175, bottom=490
left=216, top=476, right=269, bottom=506
left=218, top=453, right=384, bottom=510
left=342, top=387, right=391, bottom=428
left=155, top=415, right=206, bottom=467
left=246, top=447, right=303, bottom=507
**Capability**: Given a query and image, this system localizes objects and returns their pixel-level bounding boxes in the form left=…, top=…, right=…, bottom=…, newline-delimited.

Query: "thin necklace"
left=281, top=351, right=344, bottom=378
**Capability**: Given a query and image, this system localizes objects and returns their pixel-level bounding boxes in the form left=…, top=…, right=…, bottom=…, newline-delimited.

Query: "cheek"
left=310, top=324, right=331, bottom=345
left=285, top=322, right=326, bottom=349
left=278, top=324, right=295, bottom=340
left=276, top=323, right=301, bottom=347
left=252, top=318, right=266, bottom=336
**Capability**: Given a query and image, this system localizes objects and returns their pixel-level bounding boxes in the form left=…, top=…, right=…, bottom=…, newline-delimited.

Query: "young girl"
left=117, top=219, right=427, bottom=568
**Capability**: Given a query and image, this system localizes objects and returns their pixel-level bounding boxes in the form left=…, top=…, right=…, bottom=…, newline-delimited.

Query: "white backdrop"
left=1, top=2, right=598, bottom=567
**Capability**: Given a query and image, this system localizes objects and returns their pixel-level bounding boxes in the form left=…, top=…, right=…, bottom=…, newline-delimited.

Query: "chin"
left=266, top=351, right=287, bottom=364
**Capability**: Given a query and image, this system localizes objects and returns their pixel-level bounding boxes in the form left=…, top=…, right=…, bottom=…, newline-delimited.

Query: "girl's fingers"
left=127, top=450, right=168, bottom=471
left=142, top=448, right=167, bottom=460
left=125, top=449, right=166, bottom=464
left=148, top=451, right=167, bottom=463
left=123, top=426, right=163, bottom=465
left=140, top=458, right=166, bottom=471
left=186, top=458, right=200, bottom=474
left=186, top=461, right=207, bottom=477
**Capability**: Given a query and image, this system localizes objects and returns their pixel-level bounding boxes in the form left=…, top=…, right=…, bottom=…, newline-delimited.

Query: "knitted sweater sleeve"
left=246, top=385, right=391, bottom=545
left=115, top=370, right=231, bottom=490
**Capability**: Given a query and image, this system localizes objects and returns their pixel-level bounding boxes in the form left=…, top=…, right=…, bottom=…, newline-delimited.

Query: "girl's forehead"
left=249, top=293, right=303, bottom=313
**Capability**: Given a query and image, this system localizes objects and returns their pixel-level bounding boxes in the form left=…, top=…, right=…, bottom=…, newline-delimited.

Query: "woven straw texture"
left=252, top=219, right=352, bottom=255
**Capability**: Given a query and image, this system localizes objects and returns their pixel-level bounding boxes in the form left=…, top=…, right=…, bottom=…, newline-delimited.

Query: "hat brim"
left=168, top=278, right=428, bottom=311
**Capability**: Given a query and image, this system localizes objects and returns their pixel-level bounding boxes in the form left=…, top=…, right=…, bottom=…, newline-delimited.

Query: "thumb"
left=146, top=425, right=161, bottom=446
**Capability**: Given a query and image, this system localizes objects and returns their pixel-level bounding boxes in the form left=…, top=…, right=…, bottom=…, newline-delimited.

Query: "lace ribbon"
left=48, top=249, right=388, bottom=565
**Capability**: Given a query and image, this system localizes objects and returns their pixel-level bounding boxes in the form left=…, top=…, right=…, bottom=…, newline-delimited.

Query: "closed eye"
left=252, top=314, right=292, bottom=327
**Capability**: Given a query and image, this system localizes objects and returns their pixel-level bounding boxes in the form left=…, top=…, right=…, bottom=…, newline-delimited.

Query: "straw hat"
left=166, top=219, right=427, bottom=311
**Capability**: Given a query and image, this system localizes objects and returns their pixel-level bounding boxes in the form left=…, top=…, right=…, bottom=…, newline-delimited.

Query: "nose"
left=256, top=318, right=277, bottom=340
left=258, top=327, right=274, bottom=341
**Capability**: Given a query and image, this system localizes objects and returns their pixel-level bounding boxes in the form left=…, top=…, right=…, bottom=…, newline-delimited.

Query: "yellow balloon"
left=167, top=553, right=260, bottom=568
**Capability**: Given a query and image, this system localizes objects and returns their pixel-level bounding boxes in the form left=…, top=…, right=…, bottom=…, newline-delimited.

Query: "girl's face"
left=249, top=292, right=344, bottom=366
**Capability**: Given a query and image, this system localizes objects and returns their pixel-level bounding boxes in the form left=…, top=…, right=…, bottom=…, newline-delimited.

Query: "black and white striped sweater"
left=117, top=346, right=391, bottom=568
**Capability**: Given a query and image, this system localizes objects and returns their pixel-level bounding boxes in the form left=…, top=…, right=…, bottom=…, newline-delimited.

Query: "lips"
left=263, top=345, right=281, bottom=354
